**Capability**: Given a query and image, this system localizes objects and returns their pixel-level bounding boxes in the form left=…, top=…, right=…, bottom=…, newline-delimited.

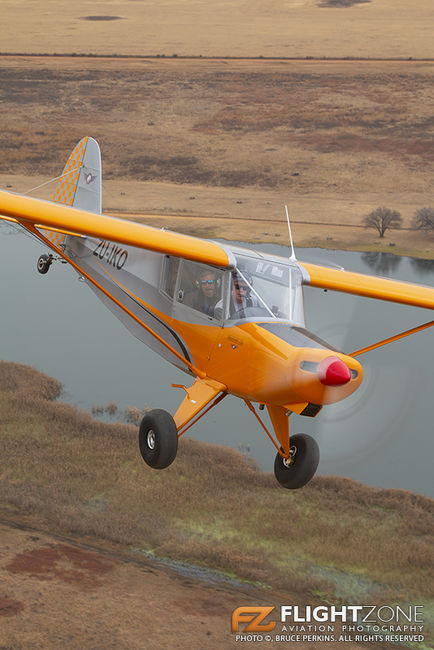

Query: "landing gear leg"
left=245, top=402, right=320, bottom=489
left=139, top=409, right=178, bottom=469
left=37, top=254, right=53, bottom=274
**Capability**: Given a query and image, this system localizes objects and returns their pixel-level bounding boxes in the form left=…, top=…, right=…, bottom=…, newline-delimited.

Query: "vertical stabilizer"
left=42, top=136, right=102, bottom=249
left=53, top=136, right=102, bottom=213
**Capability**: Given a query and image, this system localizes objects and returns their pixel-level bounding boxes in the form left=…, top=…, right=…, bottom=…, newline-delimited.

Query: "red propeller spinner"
left=318, top=355, right=351, bottom=386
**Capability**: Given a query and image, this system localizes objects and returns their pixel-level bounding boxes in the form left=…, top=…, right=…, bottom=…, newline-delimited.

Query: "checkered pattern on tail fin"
left=53, top=136, right=88, bottom=207
left=41, top=137, right=89, bottom=250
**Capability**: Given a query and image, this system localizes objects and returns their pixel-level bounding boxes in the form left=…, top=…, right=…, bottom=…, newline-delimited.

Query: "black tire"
left=274, top=433, right=320, bottom=489
left=139, top=409, right=178, bottom=469
left=37, top=254, right=52, bottom=274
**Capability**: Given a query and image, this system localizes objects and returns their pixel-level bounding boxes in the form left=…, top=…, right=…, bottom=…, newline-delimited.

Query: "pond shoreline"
left=112, top=211, right=434, bottom=261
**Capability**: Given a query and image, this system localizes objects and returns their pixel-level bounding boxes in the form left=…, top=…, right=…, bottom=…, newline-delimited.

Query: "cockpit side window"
left=161, top=256, right=181, bottom=299
left=175, top=260, right=223, bottom=319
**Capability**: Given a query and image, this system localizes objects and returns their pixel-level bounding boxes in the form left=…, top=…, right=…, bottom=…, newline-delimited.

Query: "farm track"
left=114, top=210, right=417, bottom=230
left=0, top=512, right=410, bottom=650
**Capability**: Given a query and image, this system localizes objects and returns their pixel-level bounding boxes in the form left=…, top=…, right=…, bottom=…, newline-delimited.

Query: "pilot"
left=187, top=268, right=219, bottom=316
left=230, top=271, right=259, bottom=318
left=214, top=270, right=258, bottom=320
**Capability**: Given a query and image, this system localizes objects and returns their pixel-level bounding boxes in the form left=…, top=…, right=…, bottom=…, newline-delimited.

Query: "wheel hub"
left=283, top=444, right=297, bottom=467
left=147, top=430, right=156, bottom=450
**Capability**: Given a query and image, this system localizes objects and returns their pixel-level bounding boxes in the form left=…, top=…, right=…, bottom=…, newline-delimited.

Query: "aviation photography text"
left=231, top=604, right=426, bottom=645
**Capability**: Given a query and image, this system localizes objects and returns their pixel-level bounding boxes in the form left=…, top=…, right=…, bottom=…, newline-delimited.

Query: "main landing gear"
left=274, top=434, right=320, bottom=490
left=37, top=254, right=53, bottom=274
left=137, top=402, right=319, bottom=490
left=139, top=409, right=178, bottom=469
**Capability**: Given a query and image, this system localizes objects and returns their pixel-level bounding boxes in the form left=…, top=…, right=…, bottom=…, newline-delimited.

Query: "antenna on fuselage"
left=284, top=205, right=297, bottom=322
left=285, top=205, right=297, bottom=261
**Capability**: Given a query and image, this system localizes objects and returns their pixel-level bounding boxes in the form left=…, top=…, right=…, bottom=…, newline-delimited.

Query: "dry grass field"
left=0, top=361, right=432, bottom=648
left=1, top=0, right=434, bottom=59
left=1, top=56, right=434, bottom=256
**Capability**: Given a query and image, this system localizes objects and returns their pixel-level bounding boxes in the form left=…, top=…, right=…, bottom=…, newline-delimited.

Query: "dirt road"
left=0, top=518, right=408, bottom=650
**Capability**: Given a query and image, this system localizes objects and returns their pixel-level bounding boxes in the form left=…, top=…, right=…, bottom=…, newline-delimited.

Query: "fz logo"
left=231, top=606, right=276, bottom=633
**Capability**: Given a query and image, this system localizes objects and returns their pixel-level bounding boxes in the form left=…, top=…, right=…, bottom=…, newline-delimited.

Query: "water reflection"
left=360, top=251, right=402, bottom=275
left=410, top=257, right=434, bottom=275
left=0, top=226, right=433, bottom=497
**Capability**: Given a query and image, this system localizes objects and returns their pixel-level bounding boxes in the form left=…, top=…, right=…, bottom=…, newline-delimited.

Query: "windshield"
left=225, top=254, right=302, bottom=322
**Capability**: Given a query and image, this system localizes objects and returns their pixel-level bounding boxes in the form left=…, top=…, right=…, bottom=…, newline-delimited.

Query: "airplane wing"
left=0, top=189, right=234, bottom=269
left=299, top=261, right=434, bottom=310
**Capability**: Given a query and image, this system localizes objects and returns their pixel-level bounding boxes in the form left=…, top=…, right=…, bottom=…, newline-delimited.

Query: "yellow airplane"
left=1, top=137, right=434, bottom=489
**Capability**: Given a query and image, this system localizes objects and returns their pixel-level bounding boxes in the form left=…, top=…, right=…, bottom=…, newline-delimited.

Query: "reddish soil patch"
left=0, top=596, right=25, bottom=617
left=297, top=132, right=434, bottom=161
left=0, top=520, right=409, bottom=649
left=6, top=544, right=115, bottom=589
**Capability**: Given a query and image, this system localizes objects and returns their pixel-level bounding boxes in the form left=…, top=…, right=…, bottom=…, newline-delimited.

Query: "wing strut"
left=244, top=401, right=290, bottom=458
left=350, top=319, right=434, bottom=357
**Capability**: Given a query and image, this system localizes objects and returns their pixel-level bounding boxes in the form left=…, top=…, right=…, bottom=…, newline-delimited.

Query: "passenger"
left=185, top=268, right=219, bottom=316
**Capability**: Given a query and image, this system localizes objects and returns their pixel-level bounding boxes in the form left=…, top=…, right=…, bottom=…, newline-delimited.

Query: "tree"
left=364, top=206, right=402, bottom=238
left=412, top=207, right=434, bottom=231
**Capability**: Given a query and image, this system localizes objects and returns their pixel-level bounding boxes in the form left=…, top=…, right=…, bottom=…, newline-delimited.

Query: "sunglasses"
left=200, top=279, right=215, bottom=285
left=234, top=283, right=248, bottom=291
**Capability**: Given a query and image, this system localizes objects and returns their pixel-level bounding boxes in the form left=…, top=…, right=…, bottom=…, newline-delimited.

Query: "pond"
left=1, top=223, right=433, bottom=497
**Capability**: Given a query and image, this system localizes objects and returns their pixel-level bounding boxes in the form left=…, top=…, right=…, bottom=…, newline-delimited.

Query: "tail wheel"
left=37, top=254, right=52, bottom=274
left=274, top=433, right=320, bottom=489
left=139, top=409, right=178, bottom=469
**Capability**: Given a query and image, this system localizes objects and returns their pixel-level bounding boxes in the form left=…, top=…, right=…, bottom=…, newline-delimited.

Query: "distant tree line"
left=363, top=206, right=434, bottom=238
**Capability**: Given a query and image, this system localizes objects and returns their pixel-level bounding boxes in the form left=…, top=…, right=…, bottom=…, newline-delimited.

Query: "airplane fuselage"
left=63, top=234, right=363, bottom=414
